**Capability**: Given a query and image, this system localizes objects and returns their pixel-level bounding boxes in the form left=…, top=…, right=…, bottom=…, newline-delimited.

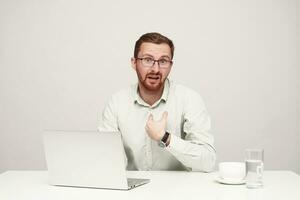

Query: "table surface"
left=0, top=170, right=299, bottom=200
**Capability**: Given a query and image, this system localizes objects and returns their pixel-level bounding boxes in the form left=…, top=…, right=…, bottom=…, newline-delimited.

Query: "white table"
left=0, top=170, right=299, bottom=200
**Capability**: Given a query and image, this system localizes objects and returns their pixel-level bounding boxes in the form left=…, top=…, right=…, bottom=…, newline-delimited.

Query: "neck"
left=138, top=84, right=164, bottom=106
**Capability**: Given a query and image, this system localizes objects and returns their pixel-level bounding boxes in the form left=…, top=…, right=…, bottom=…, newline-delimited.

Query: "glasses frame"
left=136, top=57, right=173, bottom=69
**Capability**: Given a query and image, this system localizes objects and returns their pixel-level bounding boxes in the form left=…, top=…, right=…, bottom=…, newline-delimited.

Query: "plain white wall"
left=0, top=0, right=299, bottom=173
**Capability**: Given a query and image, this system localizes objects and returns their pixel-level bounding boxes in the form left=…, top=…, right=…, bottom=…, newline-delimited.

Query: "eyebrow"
left=140, top=54, right=171, bottom=60
left=160, top=56, right=171, bottom=60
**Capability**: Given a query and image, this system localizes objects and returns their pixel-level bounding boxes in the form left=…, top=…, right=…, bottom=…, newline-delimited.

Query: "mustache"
left=146, top=72, right=162, bottom=78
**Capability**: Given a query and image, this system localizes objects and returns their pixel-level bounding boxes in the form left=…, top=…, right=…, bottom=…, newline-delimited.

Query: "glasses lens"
left=158, top=59, right=171, bottom=68
left=141, top=58, right=154, bottom=67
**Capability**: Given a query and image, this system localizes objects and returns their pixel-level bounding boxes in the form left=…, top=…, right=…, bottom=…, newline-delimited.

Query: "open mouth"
left=147, top=75, right=160, bottom=80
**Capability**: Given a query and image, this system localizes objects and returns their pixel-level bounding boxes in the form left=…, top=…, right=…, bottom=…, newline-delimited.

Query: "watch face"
left=158, top=141, right=166, bottom=148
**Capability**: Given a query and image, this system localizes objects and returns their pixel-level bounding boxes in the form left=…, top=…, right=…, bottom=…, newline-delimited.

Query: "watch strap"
left=161, top=132, right=170, bottom=143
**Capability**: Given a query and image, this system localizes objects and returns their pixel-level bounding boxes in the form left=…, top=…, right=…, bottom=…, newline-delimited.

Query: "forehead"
left=138, top=42, right=171, bottom=58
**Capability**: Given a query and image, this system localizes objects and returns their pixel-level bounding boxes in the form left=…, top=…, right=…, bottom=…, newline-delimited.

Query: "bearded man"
left=98, top=32, right=216, bottom=172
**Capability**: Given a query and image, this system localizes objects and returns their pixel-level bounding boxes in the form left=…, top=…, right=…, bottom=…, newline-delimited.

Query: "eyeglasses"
left=136, top=57, right=173, bottom=69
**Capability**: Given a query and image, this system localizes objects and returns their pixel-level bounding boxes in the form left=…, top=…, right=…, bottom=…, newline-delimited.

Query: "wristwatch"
left=158, top=132, right=170, bottom=148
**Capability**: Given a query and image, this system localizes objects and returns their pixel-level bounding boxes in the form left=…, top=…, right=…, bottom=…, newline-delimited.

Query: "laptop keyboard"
left=127, top=178, right=141, bottom=187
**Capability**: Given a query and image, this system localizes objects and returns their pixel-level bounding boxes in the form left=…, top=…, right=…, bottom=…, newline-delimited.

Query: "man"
left=98, top=32, right=216, bottom=172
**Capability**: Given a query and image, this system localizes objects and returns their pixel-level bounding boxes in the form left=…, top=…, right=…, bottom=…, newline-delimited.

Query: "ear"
left=169, top=61, right=173, bottom=69
left=131, top=57, right=137, bottom=71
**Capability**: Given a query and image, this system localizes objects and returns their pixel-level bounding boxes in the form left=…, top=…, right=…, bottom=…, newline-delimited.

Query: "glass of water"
left=245, top=149, right=264, bottom=188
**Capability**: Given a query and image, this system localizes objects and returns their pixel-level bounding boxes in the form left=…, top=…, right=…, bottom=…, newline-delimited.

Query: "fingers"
left=148, top=111, right=168, bottom=122
left=148, top=114, right=153, bottom=121
left=160, top=111, right=168, bottom=122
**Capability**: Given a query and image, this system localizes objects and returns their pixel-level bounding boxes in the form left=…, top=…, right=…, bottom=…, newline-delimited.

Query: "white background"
left=0, top=0, right=299, bottom=173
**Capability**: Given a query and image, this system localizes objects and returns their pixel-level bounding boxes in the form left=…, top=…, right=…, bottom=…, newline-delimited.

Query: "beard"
left=136, top=70, right=165, bottom=92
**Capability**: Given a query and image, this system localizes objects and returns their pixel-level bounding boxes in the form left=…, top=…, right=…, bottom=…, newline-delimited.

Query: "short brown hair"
left=134, top=32, right=174, bottom=59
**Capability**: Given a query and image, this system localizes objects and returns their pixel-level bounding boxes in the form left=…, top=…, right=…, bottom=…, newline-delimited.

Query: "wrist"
left=158, top=130, right=166, bottom=141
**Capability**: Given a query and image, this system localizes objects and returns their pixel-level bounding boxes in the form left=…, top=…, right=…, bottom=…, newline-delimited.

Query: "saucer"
left=215, top=176, right=246, bottom=185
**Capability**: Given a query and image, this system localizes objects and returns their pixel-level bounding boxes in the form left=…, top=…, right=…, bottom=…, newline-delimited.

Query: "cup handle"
left=256, top=163, right=264, bottom=178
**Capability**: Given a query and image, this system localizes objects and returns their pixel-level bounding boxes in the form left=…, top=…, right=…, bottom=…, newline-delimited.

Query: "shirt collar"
left=133, top=79, right=170, bottom=107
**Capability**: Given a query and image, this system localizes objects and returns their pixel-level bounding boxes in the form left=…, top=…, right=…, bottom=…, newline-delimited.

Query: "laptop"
left=43, top=130, right=150, bottom=190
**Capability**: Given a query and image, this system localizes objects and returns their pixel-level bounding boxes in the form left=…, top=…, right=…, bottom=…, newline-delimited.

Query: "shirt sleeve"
left=166, top=91, right=216, bottom=172
left=98, top=96, right=129, bottom=167
left=98, top=96, right=119, bottom=132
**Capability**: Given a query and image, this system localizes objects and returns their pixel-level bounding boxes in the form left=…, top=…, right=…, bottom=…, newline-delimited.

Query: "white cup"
left=218, top=162, right=246, bottom=181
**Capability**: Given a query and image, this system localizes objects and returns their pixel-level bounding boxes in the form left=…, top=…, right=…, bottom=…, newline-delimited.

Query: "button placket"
left=145, top=107, right=153, bottom=170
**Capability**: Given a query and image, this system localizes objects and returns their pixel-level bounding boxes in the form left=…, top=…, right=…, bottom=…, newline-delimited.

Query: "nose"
left=150, top=61, right=160, bottom=72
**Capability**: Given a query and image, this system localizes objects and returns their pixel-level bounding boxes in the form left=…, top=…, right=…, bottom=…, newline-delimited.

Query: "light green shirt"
left=98, top=79, right=216, bottom=172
